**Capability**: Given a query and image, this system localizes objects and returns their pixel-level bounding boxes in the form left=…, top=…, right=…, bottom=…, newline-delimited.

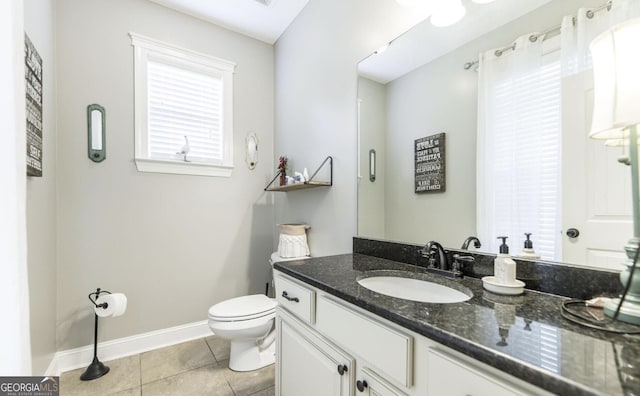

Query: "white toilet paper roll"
left=95, top=293, right=127, bottom=318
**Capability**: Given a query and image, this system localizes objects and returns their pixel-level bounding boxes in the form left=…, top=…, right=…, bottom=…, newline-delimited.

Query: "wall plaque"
left=415, top=133, right=445, bottom=193
left=25, top=33, right=43, bottom=177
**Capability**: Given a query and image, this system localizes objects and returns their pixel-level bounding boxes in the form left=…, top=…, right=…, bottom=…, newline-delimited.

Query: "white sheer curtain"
left=561, top=0, right=640, bottom=77
left=477, top=34, right=562, bottom=260
left=477, top=0, right=640, bottom=260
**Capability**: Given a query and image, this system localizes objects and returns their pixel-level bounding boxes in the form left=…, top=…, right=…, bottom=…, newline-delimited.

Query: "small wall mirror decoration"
left=369, top=149, right=376, bottom=182
left=87, top=104, right=106, bottom=162
left=246, top=132, right=259, bottom=170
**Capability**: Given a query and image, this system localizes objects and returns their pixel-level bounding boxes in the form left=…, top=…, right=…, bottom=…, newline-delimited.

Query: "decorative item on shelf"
left=87, top=104, right=106, bottom=163
left=589, top=18, right=640, bottom=325
left=278, top=156, right=287, bottom=186
left=80, top=288, right=127, bottom=381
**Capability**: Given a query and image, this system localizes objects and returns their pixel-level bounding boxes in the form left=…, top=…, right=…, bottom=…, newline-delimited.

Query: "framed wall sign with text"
left=25, top=33, right=43, bottom=177
left=415, top=133, right=445, bottom=193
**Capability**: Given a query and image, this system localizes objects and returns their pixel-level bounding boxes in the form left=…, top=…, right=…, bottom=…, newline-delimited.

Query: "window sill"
left=135, top=157, right=233, bottom=177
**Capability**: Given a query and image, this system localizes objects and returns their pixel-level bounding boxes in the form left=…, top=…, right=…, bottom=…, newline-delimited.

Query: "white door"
left=562, top=70, right=631, bottom=269
left=277, top=316, right=354, bottom=396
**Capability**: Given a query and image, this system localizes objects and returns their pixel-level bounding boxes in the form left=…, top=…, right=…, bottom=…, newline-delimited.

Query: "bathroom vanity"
left=272, top=242, right=639, bottom=396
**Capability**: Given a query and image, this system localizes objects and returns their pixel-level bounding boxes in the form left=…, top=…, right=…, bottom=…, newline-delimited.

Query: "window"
left=478, top=37, right=562, bottom=260
left=130, top=33, right=236, bottom=177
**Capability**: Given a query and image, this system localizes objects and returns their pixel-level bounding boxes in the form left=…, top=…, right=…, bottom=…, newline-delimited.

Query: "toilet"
left=208, top=294, right=277, bottom=371
left=207, top=252, right=310, bottom=372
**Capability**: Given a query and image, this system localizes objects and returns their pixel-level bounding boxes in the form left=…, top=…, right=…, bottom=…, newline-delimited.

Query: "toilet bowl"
left=208, top=253, right=310, bottom=371
left=208, top=294, right=277, bottom=372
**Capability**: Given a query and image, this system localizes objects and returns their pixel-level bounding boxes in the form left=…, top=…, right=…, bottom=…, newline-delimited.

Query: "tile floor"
left=60, top=336, right=275, bottom=396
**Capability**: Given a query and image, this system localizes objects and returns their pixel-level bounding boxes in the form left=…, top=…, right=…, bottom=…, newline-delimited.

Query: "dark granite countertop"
left=273, top=253, right=640, bottom=396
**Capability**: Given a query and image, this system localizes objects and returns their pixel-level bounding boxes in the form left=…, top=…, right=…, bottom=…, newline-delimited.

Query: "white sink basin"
left=357, top=276, right=471, bottom=303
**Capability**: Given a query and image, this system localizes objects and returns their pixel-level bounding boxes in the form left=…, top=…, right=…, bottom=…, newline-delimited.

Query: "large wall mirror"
left=357, top=0, right=633, bottom=270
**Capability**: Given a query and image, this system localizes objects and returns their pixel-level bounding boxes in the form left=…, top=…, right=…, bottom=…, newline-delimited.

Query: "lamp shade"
left=590, top=18, right=640, bottom=140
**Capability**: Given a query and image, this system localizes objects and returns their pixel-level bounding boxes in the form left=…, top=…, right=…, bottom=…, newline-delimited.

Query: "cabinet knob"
left=281, top=291, right=300, bottom=303
left=337, top=364, right=348, bottom=376
left=356, top=380, right=368, bottom=392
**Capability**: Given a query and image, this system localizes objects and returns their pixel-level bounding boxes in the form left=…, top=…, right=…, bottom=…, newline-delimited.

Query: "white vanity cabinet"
left=277, top=310, right=354, bottom=396
left=426, top=349, right=533, bottom=396
left=355, top=367, right=409, bottom=396
left=274, top=271, right=550, bottom=396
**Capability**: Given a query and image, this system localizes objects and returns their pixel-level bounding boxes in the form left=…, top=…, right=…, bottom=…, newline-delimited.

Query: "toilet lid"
left=208, top=294, right=276, bottom=321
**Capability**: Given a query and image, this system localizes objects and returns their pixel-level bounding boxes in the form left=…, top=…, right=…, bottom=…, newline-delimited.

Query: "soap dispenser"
left=518, top=233, right=541, bottom=260
left=482, top=236, right=525, bottom=295
left=494, top=236, right=516, bottom=285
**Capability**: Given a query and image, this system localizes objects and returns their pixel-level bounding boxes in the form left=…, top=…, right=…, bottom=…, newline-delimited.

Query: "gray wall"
left=274, top=0, right=429, bottom=256
left=55, top=0, right=275, bottom=350
left=25, top=0, right=57, bottom=375
left=357, top=77, right=386, bottom=239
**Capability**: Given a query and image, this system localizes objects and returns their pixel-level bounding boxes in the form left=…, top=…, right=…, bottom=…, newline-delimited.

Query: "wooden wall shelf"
left=265, top=156, right=333, bottom=192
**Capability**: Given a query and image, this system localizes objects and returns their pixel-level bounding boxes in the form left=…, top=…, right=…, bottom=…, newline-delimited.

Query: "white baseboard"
left=46, top=320, right=210, bottom=376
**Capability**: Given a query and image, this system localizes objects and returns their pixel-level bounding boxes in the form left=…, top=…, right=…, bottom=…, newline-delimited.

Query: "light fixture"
left=87, top=104, right=106, bottom=163
left=395, top=0, right=423, bottom=6
left=589, top=18, right=640, bottom=325
left=245, top=132, right=259, bottom=170
left=430, top=0, right=466, bottom=27
left=374, top=43, right=390, bottom=55
left=471, top=0, right=496, bottom=3
left=369, top=149, right=376, bottom=182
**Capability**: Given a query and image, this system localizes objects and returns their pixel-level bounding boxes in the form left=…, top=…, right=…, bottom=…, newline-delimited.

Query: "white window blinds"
left=130, top=33, right=236, bottom=177
left=148, top=61, right=224, bottom=164
left=491, top=58, right=561, bottom=260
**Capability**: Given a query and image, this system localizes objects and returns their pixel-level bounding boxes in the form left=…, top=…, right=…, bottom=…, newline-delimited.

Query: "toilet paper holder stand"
left=80, top=288, right=112, bottom=381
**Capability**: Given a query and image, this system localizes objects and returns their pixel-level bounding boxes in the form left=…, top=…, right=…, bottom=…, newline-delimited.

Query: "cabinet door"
left=355, top=367, right=408, bottom=396
left=277, top=315, right=354, bottom=396
left=427, top=350, right=527, bottom=396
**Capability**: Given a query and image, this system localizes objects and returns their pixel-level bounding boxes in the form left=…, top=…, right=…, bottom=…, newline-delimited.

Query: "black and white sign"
left=25, top=34, right=43, bottom=177
left=415, top=133, right=445, bottom=193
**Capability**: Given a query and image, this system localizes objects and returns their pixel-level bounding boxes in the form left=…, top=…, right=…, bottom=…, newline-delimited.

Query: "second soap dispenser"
left=517, top=233, right=541, bottom=260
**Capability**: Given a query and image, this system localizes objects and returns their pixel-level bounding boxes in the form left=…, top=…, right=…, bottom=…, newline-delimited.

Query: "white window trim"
left=130, top=32, right=236, bottom=177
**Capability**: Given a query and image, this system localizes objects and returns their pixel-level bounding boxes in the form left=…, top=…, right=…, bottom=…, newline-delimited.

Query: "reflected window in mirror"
left=476, top=36, right=562, bottom=261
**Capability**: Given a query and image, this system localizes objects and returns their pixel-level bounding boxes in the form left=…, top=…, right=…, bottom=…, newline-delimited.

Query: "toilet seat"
left=208, top=294, right=276, bottom=322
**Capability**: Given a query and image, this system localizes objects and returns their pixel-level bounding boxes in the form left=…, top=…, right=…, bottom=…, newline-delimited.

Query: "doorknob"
left=566, top=228, right=580, bottom=238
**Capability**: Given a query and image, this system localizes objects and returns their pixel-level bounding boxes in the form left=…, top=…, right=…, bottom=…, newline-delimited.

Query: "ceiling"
left=147, top=0, right=310, bottom=44
left=358, top=0, right=554, bottom=83
left=147, top=0, right=554, bottom=79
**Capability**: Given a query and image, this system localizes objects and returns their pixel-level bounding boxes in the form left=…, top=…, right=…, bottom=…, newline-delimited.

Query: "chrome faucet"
left=461, top=236, right=482, bottom=250
left=421, top=241, right=449, bottom=270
